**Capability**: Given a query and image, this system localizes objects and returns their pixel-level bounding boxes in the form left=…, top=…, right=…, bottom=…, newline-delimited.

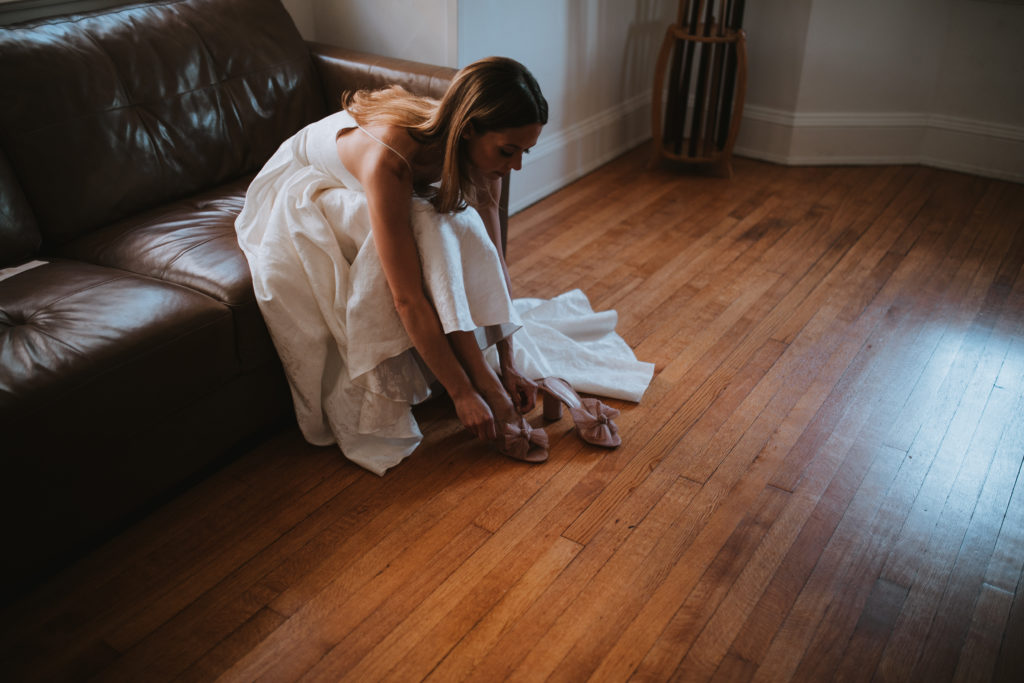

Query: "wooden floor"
left=3, top=147, right=1023, bottom=682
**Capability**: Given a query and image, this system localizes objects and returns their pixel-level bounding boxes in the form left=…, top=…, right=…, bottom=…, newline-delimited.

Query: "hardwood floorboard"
left=467, top=477, right=704, bottom=682
left=2, top=147, right=1021, bottom=682
left=831, top=577, right=910, bottom=682
left=673, top=313, right=900, bottom=681
left=747, top=174, right=1020, bottom=683
left=991, top=441, right=1024, bottom=682
left=721, top=291, right=940, bottom=673
left=634, top=484, right=792, bottom=679
left=763, top=285, right=976, bottom=677
left=585, top=305, right=881, bottom=680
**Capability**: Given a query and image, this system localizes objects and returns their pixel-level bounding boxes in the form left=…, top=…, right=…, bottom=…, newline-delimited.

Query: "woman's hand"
left=502, top=365, right=538, bottom=414
left=453, top=391, right=497, bottom=442
left=495, top=336, right=536, bottom=414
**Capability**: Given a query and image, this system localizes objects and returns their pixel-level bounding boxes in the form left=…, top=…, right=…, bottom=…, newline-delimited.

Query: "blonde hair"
left=343, top=57, right=548, bottom=213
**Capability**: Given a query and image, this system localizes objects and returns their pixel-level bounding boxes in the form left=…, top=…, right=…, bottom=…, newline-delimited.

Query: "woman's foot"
left=446, top=329, right=548, bottom=462
left=479, top=382, right=518, bottom=424
left=480, top=384, right=549, bottom=463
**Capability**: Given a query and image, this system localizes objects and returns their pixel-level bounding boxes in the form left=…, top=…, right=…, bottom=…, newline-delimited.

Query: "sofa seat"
left=59, top=176, right=276, bottom=368
left=60, top=179, right=255, bottom=305
left=0, top=257, right=253, bottom=586
left=0, top=259, right=238, bottom=450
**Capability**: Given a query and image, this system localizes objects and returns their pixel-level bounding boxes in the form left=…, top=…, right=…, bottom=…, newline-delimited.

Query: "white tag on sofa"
left=0, top=260, right=48, bottom=282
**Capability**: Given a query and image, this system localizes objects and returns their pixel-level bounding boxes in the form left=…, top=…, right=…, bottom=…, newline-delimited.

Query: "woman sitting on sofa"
left=235, top=56, right=651, bottom=476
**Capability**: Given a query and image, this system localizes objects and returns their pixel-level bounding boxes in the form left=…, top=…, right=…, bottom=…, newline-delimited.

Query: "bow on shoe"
left=501, top=418, right=549, bottom=462
left=577, top=398, right=621, bottom=447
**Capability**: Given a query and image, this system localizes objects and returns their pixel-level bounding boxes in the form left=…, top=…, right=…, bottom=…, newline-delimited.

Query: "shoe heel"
left=542, top=392, right=563, bottom=421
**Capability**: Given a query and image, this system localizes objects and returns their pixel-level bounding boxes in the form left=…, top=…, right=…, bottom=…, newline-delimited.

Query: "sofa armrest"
left=308, top=42, right=456, bottom=108
left=306, top=42, right=509, bottom=252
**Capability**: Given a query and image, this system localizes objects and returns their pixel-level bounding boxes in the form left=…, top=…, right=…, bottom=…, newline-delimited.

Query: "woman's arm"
left=341, top=134, right=498, bottom=440
left=473, top=175, right=537, bottom=414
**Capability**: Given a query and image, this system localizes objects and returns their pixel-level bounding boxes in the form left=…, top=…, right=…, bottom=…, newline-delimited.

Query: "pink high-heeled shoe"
left=497, top=416, right=549, bottom=462
left=537, top=377, right=621, bottom=448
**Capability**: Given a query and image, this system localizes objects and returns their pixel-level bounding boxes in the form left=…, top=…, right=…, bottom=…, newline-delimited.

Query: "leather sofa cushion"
left=60, top=178, right=254, bottom=306
left=0, top=259, right=238, bottom=430
left=0, top=0, right=323, bottom=247
left=59, top=178, right=275, bottom=368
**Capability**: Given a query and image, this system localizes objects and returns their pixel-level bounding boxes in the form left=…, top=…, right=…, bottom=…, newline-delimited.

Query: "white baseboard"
left=735, top=105, right=1024, bottom=183
left=508, top=101, right=1023, bottom=215
left=509, top=92, right=654, bottom=214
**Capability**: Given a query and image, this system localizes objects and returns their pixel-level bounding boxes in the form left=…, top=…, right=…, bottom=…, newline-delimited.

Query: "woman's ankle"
left=480, top=383, right=516, bottom=423
left=447, top=330, right=516, bottom=421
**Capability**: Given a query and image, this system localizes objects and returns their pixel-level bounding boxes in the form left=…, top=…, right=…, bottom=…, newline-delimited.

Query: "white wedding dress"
left=235, top=111, right=653, bottom=475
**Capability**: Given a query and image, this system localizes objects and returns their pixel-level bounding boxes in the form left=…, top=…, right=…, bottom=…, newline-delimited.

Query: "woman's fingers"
left=508, top=376, right=538, bottom=414
left=519, top=383, right=537, bottom=413
left=477, top=416, right=497, bottom=441
left=480, top=416, right=497, bottom=442
left=455, top=393, right=496, bottom=441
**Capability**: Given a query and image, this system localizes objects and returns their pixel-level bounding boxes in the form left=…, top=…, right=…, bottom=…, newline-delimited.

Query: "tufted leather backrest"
left=0, top=0, right=325, bottom=248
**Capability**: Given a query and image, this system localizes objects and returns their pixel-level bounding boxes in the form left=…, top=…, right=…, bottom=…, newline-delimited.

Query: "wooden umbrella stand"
left=651, top=0, right=747, bottom=177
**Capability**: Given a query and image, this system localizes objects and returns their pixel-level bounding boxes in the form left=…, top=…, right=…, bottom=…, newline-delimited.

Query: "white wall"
left=282, top=0, right=675, bottom=212
left=281, top=0, right=1024, bottom=206
left=457, top=0, right=676, bottom=211
left=284, top=0, right=457, bottom=66
left=736, top=0, right=1024, bottom=182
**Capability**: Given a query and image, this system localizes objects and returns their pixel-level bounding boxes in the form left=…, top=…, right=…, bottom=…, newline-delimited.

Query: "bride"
left=235, top=56, right=652, bottom=475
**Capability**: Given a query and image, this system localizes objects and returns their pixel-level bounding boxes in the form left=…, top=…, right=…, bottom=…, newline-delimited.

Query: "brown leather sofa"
left=0, top=0, right=457, bottom=600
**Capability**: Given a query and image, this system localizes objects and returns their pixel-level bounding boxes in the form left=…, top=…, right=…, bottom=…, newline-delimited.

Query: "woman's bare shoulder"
left=337, top=123, right=417, bottom=185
